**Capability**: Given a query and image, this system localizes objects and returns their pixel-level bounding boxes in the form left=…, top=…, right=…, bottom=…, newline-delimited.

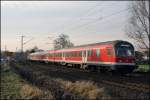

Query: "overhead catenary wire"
left=43, top=6, right=131, bottom=49
left=61, top=7, right=131, bottom=35
left=59, top=3, right=107, bottom=34
left=56, top=3, right=105, bottom=33
left=24, top=4, right=131, bottom=50
left=23, top=3, right=105, bottom=45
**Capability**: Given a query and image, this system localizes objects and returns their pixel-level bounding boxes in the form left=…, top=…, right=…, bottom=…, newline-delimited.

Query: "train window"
left=67, top=52, right=69, bottom=57
left=63, top=52, right=64, bottom=57
left=74, top=52, right=76, bottom=57
left=77, top=52, right=79, bottom=57
left=107, top=48, right=112, bottom=55
left=75, top=52, right=77, bottom=57
left=96, top=49, right=100, bottom=57
left=88, top=50, right=92, bottom=56
left=79, top=51, right=82, bottom=57
left=72, top=52, right=74, bottom=57
left=69, top=52, right=71, bottom=57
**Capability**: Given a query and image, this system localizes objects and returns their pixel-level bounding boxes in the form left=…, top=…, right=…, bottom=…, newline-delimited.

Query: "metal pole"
left=5, top=45, right=7, bottom=52
left=21, top=35, right=24, bottom=53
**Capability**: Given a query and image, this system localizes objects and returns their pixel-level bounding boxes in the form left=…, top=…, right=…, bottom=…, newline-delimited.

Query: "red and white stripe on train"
left=28, top=40, right=136, bottom=73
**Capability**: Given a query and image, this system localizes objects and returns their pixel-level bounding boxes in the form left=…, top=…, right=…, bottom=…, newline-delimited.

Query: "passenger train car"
left=28, top=40, right=136, bottom=73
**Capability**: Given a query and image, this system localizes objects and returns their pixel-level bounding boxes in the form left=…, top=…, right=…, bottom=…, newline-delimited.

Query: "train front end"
left=112, top=41, right=136, bottom=74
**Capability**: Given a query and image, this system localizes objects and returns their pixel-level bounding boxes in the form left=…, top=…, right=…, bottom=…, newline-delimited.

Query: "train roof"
left=62, top=40, right=132, bottom=50
left=29, top=40, right=133, bottom=55
left=29, top=51, right=49, bottom=55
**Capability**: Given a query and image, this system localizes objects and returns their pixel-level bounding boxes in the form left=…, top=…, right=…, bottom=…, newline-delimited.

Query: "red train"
left=28, top=40, right=136, bottom=73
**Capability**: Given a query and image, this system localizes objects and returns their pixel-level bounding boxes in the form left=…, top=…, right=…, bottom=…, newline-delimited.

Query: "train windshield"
left=116, top=45, right=134, bottom=57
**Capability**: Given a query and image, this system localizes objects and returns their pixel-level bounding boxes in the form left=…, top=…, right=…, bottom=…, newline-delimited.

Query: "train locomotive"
left=28, top=40, right=136, bottom=74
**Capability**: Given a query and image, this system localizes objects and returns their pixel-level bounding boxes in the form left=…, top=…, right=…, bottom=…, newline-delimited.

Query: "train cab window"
left=96, top=49, right=100, bottom=57
left=116, top=46, right=134, bottom=57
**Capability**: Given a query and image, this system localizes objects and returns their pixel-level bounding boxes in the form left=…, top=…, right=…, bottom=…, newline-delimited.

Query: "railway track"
left=18, top=61, right=149, bottom=94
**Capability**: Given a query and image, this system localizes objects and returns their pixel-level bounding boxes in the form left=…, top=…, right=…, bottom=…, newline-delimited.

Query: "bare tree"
left=54, top=34, right=74, bottom=50
left=125, top=0, right=149, bottom=55
left=26, top=46, right=43, bottom=53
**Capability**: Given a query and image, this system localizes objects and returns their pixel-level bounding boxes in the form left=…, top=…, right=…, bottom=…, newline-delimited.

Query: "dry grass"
left=56, top=79, right=111, bottom=99
left=12, top=62, right=111, bottom=99
left=1, top=62, right=54, bottom=99
left=20, top=84, right=53, bottom=99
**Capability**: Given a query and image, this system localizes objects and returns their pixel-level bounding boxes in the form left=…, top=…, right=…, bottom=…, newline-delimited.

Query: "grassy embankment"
left=135, top=64, right=150, bottom=72
left=11, top=61, right=111, bottom=99
left=1, top=61, right=111, bottom=99
left=0, top=62, right=53, bottom=99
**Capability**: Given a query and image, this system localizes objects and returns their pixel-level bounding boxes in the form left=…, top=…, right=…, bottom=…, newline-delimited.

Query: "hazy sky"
left=1, top=1, right=133, bottom=52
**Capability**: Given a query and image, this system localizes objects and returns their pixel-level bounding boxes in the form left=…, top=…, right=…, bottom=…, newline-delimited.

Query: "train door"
left=62, top=52, right=65, bottom=61
left=82, top=50, right=87, bottom=63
